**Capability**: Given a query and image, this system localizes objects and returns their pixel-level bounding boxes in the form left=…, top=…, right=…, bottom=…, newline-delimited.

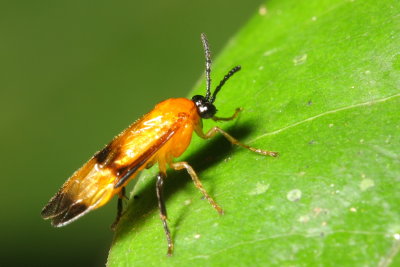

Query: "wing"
left=40, top=157, right=117, bottom=227
left=112, top=112, right=186, bottom=188
left=41, top=114, right=184, bottom=227
left=113, top=126, right=176, bottom=188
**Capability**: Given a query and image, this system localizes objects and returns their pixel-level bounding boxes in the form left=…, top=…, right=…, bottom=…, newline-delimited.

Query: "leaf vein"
left=249, top=93, right=400, bottom=143
left=189, top=230, right=388, bottom=260
left=378, top=239, right=400, bottom=267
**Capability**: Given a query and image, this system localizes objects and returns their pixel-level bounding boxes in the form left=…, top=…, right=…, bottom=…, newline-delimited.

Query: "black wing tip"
left=51, top=203, right=89, bottom=227
left=41, top=192, right=72, bottom=219
left=41, top=192, right=89, bottom=226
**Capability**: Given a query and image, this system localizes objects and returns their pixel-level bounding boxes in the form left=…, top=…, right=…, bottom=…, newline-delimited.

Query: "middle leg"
left=196, top=126, right=278, bottom=157
left=170, top=161, right=223, bottom=214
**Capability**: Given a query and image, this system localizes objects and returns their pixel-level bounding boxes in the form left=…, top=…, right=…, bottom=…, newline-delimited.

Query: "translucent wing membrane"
left=41, top=158, right=116, bottom=227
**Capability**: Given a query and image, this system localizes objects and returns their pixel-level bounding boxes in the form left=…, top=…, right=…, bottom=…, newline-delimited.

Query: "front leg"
left=212, top=108, right=242, bottom=121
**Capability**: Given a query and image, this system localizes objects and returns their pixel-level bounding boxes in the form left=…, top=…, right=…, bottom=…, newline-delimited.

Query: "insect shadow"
left=112, top=122, right=255, bottom=244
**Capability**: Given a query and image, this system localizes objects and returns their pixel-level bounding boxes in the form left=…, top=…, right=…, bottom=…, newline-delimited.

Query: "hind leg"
left=111, top=187, right=128, bottom=230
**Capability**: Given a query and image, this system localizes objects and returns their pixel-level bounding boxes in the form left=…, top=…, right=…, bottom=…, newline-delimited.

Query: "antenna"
left=201, top=33, right=212, bottom=101
left=200, top=33, right=241, bottom=104
left=210, top=65, right=241, bottom=103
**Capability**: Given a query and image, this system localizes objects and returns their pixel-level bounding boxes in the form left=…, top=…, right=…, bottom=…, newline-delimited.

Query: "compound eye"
left=192, top=95, right=206, bottom=107
left=199, top=103, right=216, bottom=119
left=191, top=95, right=216, bottom=119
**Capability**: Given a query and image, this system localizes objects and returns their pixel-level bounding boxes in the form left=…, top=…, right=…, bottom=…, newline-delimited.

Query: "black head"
left=192, top=95, right=216, bottom=119
left=192, top=33, right=241, bottom=119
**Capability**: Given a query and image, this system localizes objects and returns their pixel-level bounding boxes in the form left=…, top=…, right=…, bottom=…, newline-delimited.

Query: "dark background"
left=0, top=1, right=264, bottom=266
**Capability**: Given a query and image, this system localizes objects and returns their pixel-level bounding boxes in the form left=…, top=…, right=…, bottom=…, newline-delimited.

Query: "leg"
left=212, top=108, right=242, bottom=122
left=156, top=172, right=173, bottom=256
left=170, top=161, right=223, bottom=214
left=111, top=187, right=127, bottom=230
left=196, top=126, right=278, bottom=157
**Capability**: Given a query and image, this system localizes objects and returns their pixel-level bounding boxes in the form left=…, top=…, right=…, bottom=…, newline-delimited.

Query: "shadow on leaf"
left=111, top=122, right=256, bottom=247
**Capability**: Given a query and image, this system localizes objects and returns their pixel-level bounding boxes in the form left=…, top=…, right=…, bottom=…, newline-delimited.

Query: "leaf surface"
left=108, top=0, right=400, bottom=265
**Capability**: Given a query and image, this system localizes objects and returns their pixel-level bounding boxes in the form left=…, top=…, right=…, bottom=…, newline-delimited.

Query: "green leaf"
left=108, top=0, right=400, bottom=265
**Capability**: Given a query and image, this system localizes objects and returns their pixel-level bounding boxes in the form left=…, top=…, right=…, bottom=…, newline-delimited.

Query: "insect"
left=41, top=33, right=278, bottom=256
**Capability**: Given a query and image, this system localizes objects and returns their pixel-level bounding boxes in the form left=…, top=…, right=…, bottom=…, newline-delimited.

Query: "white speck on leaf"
left=287, top=189, right=302, bottom=202
left=249, top=182, right=270, bottom=195
left=293, top=54, right=307, bottom=65
left=360, top=179, right=375, bottom=191
left=350, top=207, right=357, bottom=212
left=263, top=48, right=278, bottom=56
left=313, top=207, right=325, bottom=215
left=298, top=215, right=310, bottom=223
left=311, top=16, right=317, bottom=21
left=394, top=233, right=400, bottom=240
left=259, top=5, right=267, bottom=15
left=223, top=157, right=231, bottom=163
left=194, top=234, right=201, bottom=239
